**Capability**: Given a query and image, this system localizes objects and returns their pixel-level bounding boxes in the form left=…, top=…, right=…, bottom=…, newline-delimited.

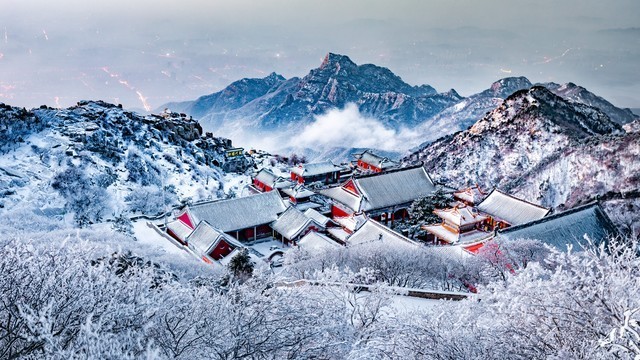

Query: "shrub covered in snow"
left=51, top=166, right=110, bottom=226
left=0, top=227, right=637, bottom=359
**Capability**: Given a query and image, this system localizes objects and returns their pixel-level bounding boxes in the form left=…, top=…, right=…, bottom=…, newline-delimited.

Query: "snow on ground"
left=389, top=294, right=455, bottom=312
left=132, top=220, right=194, bottom=258
left=249, top=238, right=287, bottom=257
left=222, top=172, right=252, bottom=197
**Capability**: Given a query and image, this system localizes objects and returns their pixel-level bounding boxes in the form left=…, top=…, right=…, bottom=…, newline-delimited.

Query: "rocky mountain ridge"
left=163, top=53, right=463, bottom=133
left=405, top=87, right=639, bottom=232
left=0, top=101, right=252, bottom=226
left=162, top=54, right=637, bottom=155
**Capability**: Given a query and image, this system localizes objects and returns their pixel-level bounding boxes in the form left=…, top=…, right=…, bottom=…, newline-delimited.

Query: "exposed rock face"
left=542, top=82, right=638, bottom=125
left=162, top=53, right=462, bottom=132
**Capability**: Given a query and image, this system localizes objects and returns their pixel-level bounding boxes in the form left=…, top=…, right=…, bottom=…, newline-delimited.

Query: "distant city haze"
left=1, top=0, right=639, bottom=111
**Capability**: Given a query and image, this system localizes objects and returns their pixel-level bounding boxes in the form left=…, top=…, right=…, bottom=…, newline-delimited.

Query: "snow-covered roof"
left=356, top=150, right=399, bottom=170
left=434, top=206, right=487, bottom=227
left=320, top=186, right=362, bottom=213
left=291, top=201, right=323, bottom=211
left=166, top=219, right=193, bottom=242
left=281, top=185, right=316, bottom=198
left=270, top=206, right=320, bottom=240
left=424, top=244, right=475, bottom=261
left=303, top=208, right=332, bottom=227
left=334, top=213, right=368, bottom=232
left=453, top=185, right=486, bottom=205
left=254, top=168, right=294, bottom=189
left=327, top=227, right=351, bottom=242
left=297, top=232, right=341, bottom=253
left=497, top=203, right=618, bottom=250
left=347, top=219, right=419, bottom=247
left=422, top=224, right=493, bottom=244
left=320, top=165, right=437, bottom=212
left=290, top=161, right=346, bottom=177
left=476, top=189, right=550, bottom=226
left=254, top=168, right=278, bottom=186
left=186, top=221, right=239, bottom=257
left=188, top=191, right=287, bottom=233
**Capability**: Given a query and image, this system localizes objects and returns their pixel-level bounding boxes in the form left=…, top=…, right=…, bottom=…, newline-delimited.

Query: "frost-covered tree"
left=408, top=187, right=451, bottom=225
left=125, top=186, right=178, bottom=215
left=51, top=166, right=110, bottom=226
left=472, top=238, right=549, bottom=283
left=1, top=221, right=636, bottom=359
left=125, top=149, right=161, bottom=186
left=283, top=242, right=475, bottom=292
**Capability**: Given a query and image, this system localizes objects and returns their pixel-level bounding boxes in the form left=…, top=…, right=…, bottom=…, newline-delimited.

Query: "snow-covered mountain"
left=162, top=72, right=287, bottom=119
left=411, top=76, right=639, bottom=148
left=411, top=77, right=534, bottom=144
left=406, top=86, right=639, bottom=227
left=162, top=54, right=637, bottom=157
left=541, top=81, right=638, bottom=125
left=161, top=53, right=462, bottom=143
left=0, top=101, right=252, bottom=225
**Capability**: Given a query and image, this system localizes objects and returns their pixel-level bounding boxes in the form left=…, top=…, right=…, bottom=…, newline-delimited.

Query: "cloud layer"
left=290, top=104, right=422, bottom=151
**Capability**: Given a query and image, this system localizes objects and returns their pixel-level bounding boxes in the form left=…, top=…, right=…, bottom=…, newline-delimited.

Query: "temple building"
left=422, top=205, right=492, bottom=245
left=290, top=161, right=348, bottom=185
left=353, top=150, right=399, bottom=173
left=281, top=184, right=323, bottom=211
left=453, top=185, right=486, bottom=206
left=175, top=191, right=287, bottom=242
left=251, top=168, right=294, bottom=193
left=320, top=164, right=437, bottom=224
left=270, top=206, right=325, bottom=245
left=497, top=203, right=619, bottom=250
left=346, top=218, right=419, bottom=248
left=476, top=189, right=550, bottom=229
left=185, top=221, right=243, bottom=263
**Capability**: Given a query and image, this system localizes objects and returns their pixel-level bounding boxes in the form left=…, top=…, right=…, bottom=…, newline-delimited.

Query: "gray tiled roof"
left=254, top=168, right=278, bottom=186
left=186, top=221, right=239, bottom=257
left=290, top=161, right=346, bottom=177
left=188, top=191, right=287, bottom=232
left=320, top=165, right=437, bottom=212
left=477, top=189, right=550, bottom=226
left=270, top=206, right=319, bottom=240
left=303, top=208, right=332, bottom=227
left=358, top=150, right=399, bottom=169
left=166, top=219, right=193, bottom=241
left=347, top=219, right=419, bottom=247
left=298, top=232, right=340, bottom=253
left=254, top=168, right=294, bottom=189
left=282, top=185, right=316, bottom=198
left=320, top=186, right=362, bottom=212
left=434, top=206, right=487, bottom=227
left=497, top=203, right=619, bottom=250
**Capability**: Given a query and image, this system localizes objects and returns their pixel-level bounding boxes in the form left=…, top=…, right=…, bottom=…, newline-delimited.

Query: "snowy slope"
left=406, top=87, right=638, bottom=226
left=0, top=101, right=252, bottom=225
left=542, top=82, right=638, bottom=125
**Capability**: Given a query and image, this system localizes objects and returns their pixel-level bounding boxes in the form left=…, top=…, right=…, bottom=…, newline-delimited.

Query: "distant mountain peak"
left=488, top=76, right=533, bottom=98
left=265, top=72, right=286, bottom=82
left=539, top=81, right=638, bottom=125
left=473, top=85, right=622, bottom=138
left=320, top=52, right=357, bottom=70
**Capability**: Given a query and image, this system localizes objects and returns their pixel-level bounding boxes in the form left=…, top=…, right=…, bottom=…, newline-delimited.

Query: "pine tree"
left=228, top=248, right=254, bottom=280
left=408, top=187, right=451, bottom=225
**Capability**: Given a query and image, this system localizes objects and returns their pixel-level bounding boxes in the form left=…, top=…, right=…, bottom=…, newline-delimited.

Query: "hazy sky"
left=1, top=0, right=639, bottom=111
